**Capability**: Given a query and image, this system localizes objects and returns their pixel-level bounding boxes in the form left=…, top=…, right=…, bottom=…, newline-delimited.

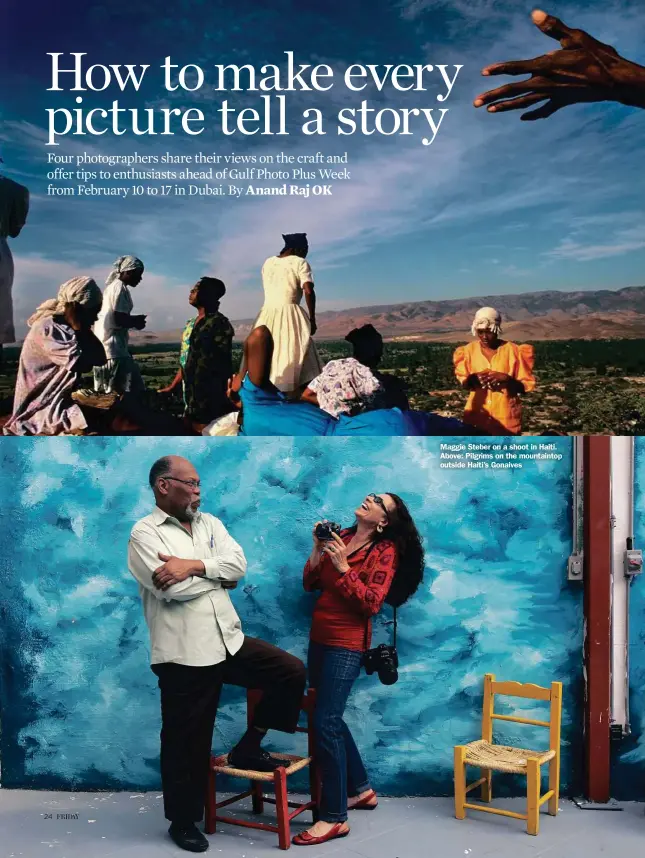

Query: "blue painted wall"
left=0, top=437, right=582, bottom=795
left=612, top=438, right=645, bottom=799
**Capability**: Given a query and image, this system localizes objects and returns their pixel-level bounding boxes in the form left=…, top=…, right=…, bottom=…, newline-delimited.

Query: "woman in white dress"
left=93, top=255, right=147, bottom=394
left=251, top=232, right=322, bottom=393
left=0, top=169, right=29, bottom=367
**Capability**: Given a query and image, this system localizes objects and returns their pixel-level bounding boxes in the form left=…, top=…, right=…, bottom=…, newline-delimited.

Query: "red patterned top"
left=303, top=530, right=398, bottom=652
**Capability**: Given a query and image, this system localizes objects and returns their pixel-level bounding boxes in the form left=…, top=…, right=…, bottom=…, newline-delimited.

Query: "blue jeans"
left=308, top=641, right=371, bottom=822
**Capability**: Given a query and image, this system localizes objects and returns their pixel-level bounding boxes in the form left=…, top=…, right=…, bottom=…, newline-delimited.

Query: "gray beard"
left=183, top=504, right=199, bottom=521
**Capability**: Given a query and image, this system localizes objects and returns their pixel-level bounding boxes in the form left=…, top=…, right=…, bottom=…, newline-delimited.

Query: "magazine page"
left=0, top=0, right=643, bottom=437
left=1, top=1, right=645, bottom=856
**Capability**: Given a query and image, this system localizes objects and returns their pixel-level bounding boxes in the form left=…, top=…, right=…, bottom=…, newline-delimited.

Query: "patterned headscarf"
left=471, top=306, right=502, bottom=337
left=106, top=255, right=145, bottom=287
left=28, top=277, right=102, bottom=327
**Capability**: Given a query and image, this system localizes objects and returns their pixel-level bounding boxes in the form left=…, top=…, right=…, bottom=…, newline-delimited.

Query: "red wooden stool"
left=204, top=687, right=320, bottom=850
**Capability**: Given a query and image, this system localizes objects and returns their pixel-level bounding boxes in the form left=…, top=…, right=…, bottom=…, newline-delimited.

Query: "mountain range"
left=132, top=285, right=645, bottom=344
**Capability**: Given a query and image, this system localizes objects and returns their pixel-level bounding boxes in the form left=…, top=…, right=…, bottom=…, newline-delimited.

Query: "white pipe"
left=573, top=437, right=584, bottom=553
left=609, top=436, right=634, bottom=734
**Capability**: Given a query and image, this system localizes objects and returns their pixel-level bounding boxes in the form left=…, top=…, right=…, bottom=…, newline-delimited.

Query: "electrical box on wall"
left=624, top=549, right=643, bottom=578
left=568, top=553, right=583, bottom=581
left=611, top=723, right=628, bottom=741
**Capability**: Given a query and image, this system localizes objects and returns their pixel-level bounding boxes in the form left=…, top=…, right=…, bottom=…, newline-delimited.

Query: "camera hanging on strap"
left=362, top=606, right=398, bottom=686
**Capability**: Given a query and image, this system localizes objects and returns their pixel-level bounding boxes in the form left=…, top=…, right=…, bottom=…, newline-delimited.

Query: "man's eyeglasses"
left=367, top=493, right=389, bottom=520
left=161, top=476, right=201, bottom=490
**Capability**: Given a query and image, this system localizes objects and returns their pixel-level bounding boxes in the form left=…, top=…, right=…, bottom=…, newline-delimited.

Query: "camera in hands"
left=315, top=520, right=342, bottom=541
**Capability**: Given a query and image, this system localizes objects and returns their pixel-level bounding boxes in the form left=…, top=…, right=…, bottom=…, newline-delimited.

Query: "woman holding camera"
left=293, top=494, right=424, bottom=846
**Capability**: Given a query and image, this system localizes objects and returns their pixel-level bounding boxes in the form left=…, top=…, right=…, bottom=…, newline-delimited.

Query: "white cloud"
left=545, top=213, right=645, bottom=262
left=11, top=254, right=188, bottom=338
left=546, top=225, right=645, bottom=262
left=501, top=264, right=530, bottom=277
left=200, top=130, right=472, bottom=288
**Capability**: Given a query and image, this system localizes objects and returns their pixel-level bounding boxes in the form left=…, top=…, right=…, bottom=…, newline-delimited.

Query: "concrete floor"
left=0, top=790, right=641, bottom=858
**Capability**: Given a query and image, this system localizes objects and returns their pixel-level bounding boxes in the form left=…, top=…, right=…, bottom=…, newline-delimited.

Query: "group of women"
left=216, top=232, right=536, bottom=436
left=1, top=221, right=536, bottom=436
left=227, top=324, right=469, bottom=436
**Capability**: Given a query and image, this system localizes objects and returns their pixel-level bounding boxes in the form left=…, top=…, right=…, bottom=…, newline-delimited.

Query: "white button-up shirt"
left=128, top=506, right=247, bottom=666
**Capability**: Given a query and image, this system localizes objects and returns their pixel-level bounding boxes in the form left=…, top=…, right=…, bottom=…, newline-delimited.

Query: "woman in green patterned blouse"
left=159, top=278, right=236, bottom=432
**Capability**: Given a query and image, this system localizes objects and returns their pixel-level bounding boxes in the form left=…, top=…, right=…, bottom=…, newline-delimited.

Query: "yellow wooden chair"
left=454, top=673, right=562, bottom=836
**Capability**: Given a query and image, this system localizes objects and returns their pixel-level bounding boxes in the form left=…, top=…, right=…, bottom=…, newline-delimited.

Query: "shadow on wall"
left=0, top=437, right=582, bottom=795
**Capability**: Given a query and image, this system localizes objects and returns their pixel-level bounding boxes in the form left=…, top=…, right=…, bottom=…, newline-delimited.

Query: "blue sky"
left=1, top=0, right=644, bottom=336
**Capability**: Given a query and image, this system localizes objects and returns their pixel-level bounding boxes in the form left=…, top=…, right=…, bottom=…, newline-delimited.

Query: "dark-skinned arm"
left=303, top=282, right=317, bottom=336
left=159, top=367, right=183, bottom=394
left=301, top=387, right=319, bottom=406
left=115, top=311, right=147, bottom=330
left=228, top=328, right=281, bottom=406
left=475, top=9, right=645, bottom=120
left=246, top=328, right=280, bottom=392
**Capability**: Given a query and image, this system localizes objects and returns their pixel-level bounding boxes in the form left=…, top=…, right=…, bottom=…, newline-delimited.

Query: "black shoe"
left=228, top=747, right=291, bottom=772
left=168, top=822, right=209, bottom=853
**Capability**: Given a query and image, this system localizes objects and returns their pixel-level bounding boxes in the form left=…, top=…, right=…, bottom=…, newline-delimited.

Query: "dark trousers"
left=151, top=636, right=306, bottom=824
left=308, top=641, right=371, bottom=822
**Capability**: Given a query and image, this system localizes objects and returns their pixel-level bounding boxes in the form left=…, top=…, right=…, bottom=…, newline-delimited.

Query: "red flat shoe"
left=349, top=789, right=378, bottom=810
left=292, top=823, right=350, bottom=846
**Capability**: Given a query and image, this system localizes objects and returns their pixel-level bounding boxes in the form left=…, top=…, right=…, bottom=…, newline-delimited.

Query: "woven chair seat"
left=211, top=752, right=312, bottom=783
left=464, top=740, right=555, bottom=774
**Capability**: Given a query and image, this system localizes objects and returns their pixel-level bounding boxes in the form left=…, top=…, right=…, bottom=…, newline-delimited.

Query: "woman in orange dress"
left=453, top=307, right=535, bottom=435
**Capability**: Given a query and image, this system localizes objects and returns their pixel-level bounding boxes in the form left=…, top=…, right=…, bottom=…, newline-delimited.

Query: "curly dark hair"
left=349, top=493, right=425, bottom=607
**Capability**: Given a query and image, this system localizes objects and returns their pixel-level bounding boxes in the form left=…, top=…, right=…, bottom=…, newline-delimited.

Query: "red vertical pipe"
left=583, top=436, right=612, bottom=802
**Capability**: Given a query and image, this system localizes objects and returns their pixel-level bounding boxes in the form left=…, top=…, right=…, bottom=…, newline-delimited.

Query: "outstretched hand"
left=474, top=9, right=645, bottom=120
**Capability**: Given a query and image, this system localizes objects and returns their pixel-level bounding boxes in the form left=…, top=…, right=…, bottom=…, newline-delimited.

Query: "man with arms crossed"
left=129, top=455, right=306, bottom=853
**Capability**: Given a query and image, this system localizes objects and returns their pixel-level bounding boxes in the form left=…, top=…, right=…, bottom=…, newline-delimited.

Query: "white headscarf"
left=106, top=255, right=145, bottom=287
left=471, top=306, right=502, bottom=338
left=28, top=276, right=102, bottom=327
